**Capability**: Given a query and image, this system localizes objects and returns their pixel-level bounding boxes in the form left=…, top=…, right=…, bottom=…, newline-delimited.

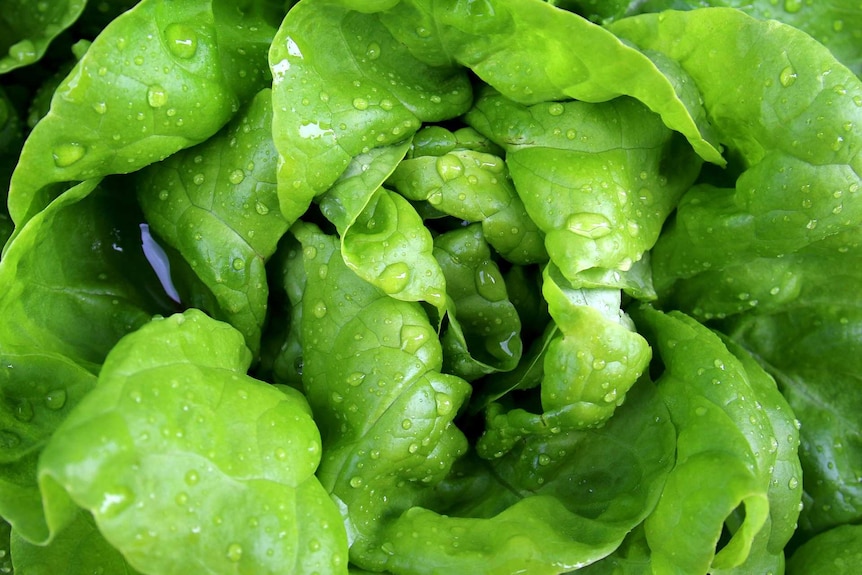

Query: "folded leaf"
left=7, top=0, right=276, bottom=229
left=633, top=306, right=801, bottom=574
left=0, top=0, right=86, bottom=74
left=137, top=88, right=288, bottom=357
left=38, top=309, right=348, bottom=574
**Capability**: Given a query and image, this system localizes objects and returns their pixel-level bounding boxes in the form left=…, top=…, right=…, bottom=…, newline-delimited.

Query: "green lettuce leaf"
left=434, top=224, right=523, bottom=380
left=465, top=87, right=701, bottom=295
left=632, top=306, right=801, bottom=574
left=269, top=0, right=472, bottom=225
left=0, top=0, right=87, bottom=74
left=610, top=8, right=862, bottom=300
left=10, top=508, right=143, bottom=574
left=7, top=0, right=276, bottom=230
left=38, top=309, right=348, bottom=574
left=137, top=88, right=288, bottom=357
left=0, top=177, right=174, bottom=542
left=787, top=524, right=862, bottom=575
left=386, top=125, right=547, bottom=265
left=319, top=139, right=448, bottom=312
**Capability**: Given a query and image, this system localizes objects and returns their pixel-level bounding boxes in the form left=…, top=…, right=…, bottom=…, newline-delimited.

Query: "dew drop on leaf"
left=52, top=142, right=86, bottom=167
left=164, top=23, right=198, bottom=59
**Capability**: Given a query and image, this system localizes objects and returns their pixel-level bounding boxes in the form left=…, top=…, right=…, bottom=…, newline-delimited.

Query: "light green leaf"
left=38, top=309, right=348, bottom=574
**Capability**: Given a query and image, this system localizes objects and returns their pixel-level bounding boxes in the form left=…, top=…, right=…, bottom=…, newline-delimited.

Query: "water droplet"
left=435, top=154, right=464, bottom=182
left=435, top=393, right=454, bottom=416
left=346, top=372, right=365, bottom=387
left=349, top=476, right=363, bottom=488
left=146, top=85, right=168, bottom=108
left=365, top=42, right=381, bottom=60
left=783, top=0, right=802, bottom=13
left=226, top=543, right=243, bottom=562
left=228, top=169, right=244, bottom=184
left=254, top=201, right=269, bottom=215
left=312, top=300, right=328, bottom=318
left=474, top=261, right=506, bottom=302
left=779, top=66, right=797, bottom=87
left=788, top=477, right=799, bottom=489
left=165, top=23, right=198, bottom=59
left=275, top=447, right=288, bottom=461
left=232, top=258, right=245, bottom=271
left=592, top=359, right=606, bottom=370
left=193, top=173, right=205, bottom=185
left=92, top=101, right=107, bottom=115
left=44, top=390, right=67, bottom=410
left=401, top=419, right=413, bottom=430
left=378, top=262, right=410, bottom=294
left=175, top=492, right=189, bottom=506
left=52, top=142, right=86, bottom=167
left=537, top=454, right=551, bottom=466
left=98, top=486, right=134, bottom=518
left=400, top=324, right=430, bottom=354
left=303, top=245, right=317, bottom=260
left=547, top=102, right=564, bottom=116
left=352, top=97, right=369, bottom=110
left=566, top=213, right=612, bottom=239
left=184, top=469, right=200, bottom=486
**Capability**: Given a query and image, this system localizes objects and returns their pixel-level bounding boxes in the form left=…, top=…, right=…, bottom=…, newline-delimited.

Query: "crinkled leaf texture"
left=37, top=309, right=348, bottom=575
left=7, top=0, right=275, bottom=230
left=137, top=88, right=288, bottom=357
left=633, top=306, right=801, bottom=575
left=287, top=222, right=670, bottom=574
left=0, top=178, right=172, bottom=543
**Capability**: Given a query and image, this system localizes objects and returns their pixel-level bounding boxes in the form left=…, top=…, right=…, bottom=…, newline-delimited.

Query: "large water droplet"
left=165, top=23, right=198, bottom=59
left=378, top=262, right=411, bottom=294
left=52, top=142, right=86, bottom=167
left=400, top=324, right=430, bottom=354
left=435, top=392, right=454, bottom=416
left=312, top=300, right=328, bottom=318
left=566, top=213, right=613, bottom=239
left=365, top=42, right=381, bottom=60
left=435, top=154, right=464, bottom=182
left=44, top=390, right=67, bottom=410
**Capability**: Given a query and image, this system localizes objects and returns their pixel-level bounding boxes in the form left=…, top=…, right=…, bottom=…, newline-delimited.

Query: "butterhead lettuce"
left=1, top=0, right=861, bottom=573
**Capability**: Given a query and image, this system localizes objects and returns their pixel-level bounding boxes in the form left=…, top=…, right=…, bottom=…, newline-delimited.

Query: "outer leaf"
left=633, top=306, right=801, bottom=575
left=623, top=0, right=862, bottom=77
left=610, top=8, right=862, bottom=295
left=38, top=309, right=348, bottom=574
left=269, top=0, right=472, bottom=225
left=0, top=0, right=87, bottom=74
left=7, top=0, right=273, bottom=229
left=0, top=177, right=172, bottom=543
left=787, top=524, right=862, bottom=575
left=725, top=303, right=862, bottom=537
left=10, top=508, right=144, bottom=574
left=374, top=0, right=723, bottom=164
left=137, top=88, right=288, bottom=357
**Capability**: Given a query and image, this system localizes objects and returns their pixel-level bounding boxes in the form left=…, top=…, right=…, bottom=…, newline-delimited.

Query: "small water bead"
left=435, top=154, right=464, bottom=182
left=232, top=258, right=245, bottom=271
left=783, top=0, right=802, bottom=13
left=779, top=66, right=798, bottom=87
left=352, top=97, right=369, bottom=110
left=365, top=42, right=381, bottom=60
left=401, top=419, right=413, bottom=430
left=192, top=173, right=205, bottom=185
left=226, top=543, right=243, bottom=562
left=547, top=102, right=564, bottom=116
left=312, top=300, right=328, bottom=318
left=92, top=101, right=108, bottom=114
left=537, top=454, right=552, bottom=466
left=346, top=372, right=366, bottom=387
left=13, top=400, right=34, bottom=422
left=165, top=23, right=198, bottom=59
left=435, top=393, right=454, bottom=416
left=52, top=142, right=86, bottom=167
left=184, top=470, right=200, bottom=486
